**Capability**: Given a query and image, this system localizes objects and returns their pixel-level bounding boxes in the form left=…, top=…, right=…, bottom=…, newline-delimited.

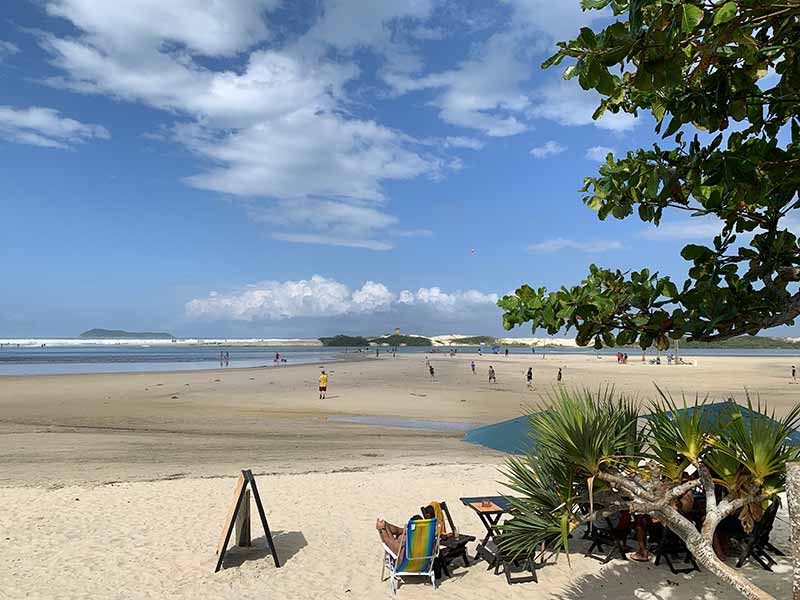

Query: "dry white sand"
left=0, top=462, right=791, bottom=600
left=0, top=353, right=797, bottom=598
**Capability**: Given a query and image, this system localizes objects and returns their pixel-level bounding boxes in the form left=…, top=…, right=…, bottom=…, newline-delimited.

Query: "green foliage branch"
left=499, top=0, right=800, bottom=349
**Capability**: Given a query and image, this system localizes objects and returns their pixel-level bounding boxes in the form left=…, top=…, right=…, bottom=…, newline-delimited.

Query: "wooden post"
left=787, top=462, right=800, bottom=599
left=235, top=490, right=251, bottom=547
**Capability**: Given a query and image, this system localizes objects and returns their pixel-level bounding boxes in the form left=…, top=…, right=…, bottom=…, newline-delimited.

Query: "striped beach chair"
left=382, top=518, right=440, bottom=594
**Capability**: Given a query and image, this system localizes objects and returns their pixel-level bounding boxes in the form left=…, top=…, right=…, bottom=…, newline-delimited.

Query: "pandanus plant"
left=498, top=386, right=800, bottom=600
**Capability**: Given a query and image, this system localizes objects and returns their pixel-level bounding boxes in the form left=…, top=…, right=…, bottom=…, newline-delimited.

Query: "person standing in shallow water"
left=318, top=370, right=328, bottom=399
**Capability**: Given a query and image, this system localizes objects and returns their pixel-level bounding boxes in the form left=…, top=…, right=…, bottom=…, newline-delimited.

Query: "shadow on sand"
left=220, top=530, right=307, bottom=569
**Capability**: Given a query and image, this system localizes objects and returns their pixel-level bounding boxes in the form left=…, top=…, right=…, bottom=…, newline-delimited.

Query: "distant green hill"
left=371, top=334, right=431, bottom=347
left=679, top=336, right=800, bottom=350
left=319, top=335, right=370, bottom=346
left=80, top=328, right=175, bottom=339
left=450, top=336, right=498, bottom=345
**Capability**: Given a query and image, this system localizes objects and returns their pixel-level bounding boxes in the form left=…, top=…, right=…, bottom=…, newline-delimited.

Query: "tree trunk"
left=787, top=462, right=800, bottom=599
left=663, top=509, right=777, bottom=600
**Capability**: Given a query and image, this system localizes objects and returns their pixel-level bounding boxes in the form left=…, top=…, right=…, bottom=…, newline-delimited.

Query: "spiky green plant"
left=499, top=449, right=577, bottom=559
left=497, top=386, right=800, bottom=600
left=499, top=387, right=640, bottom=560
left=710, top=394, right=800, bottom=492
left=646, top=387, right=716, bottom=472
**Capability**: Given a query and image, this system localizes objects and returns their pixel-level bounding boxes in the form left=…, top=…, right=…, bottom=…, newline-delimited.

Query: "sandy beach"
left=0, top=352, right=796, bottom=598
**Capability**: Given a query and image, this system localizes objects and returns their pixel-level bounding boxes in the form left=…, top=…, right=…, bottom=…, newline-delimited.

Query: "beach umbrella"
left=464, top=402, right=800, bottom=455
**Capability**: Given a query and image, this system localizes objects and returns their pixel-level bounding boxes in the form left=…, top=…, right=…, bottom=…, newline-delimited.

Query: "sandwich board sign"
left=215, top=469, right=280, bottom=572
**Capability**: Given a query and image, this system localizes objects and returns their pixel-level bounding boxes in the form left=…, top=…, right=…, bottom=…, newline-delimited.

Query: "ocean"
left=0, top=339, right=798, bottom=376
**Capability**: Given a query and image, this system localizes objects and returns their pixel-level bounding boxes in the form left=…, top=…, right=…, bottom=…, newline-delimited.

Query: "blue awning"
left=463, top=402, right=800, bottom=455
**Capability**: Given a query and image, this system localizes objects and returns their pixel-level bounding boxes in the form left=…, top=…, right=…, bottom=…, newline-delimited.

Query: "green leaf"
left=680, top=4, right=704, bottom=33
left=713, top=2, right=737, bottom=26
left=578, top=27, right=597, bottom=50
left=586, top=196, right=603, bottom=210
left=663, top=281, right=679, bottom=299
left=651, top=100, right=666, bottom=122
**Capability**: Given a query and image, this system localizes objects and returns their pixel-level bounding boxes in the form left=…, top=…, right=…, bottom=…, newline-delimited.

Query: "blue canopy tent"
left=464, top=401, right=800, bottom=455
left=463, top=415, right=533, bottom=455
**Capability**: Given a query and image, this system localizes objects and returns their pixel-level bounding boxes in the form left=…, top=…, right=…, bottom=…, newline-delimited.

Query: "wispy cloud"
left=444, top=136, right=484, bottom=150
left=585, top=145, right=616, bottom=162
left=637, top=219, right=723, bottom=241
left=530, top=140, right=566, bottom=158
left=0, top=41, right=19, bottom=62
left=0, top=105, right=109, bottom=149
left=40, top=0, right=449, bottom=249
left=530, top=80, right=638, bottom=132
left=528, top=238, right=623, bottom=253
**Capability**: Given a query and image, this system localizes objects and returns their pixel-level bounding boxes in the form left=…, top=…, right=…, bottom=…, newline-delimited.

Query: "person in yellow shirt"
left=319, top=370, right=328, bottom=399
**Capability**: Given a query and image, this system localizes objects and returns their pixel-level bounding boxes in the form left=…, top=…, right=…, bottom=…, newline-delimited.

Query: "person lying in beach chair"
left=421, top=501, right=476, bottom=577
left=378, top=517, right=441, bottom=594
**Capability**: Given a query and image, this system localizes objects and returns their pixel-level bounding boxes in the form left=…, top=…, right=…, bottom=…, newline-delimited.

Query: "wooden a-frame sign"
left=215, top=469, right=281, bottom=572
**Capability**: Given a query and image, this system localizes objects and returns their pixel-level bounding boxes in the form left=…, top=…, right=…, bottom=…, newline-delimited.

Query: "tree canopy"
left=499, top=0, right=800, bottom=349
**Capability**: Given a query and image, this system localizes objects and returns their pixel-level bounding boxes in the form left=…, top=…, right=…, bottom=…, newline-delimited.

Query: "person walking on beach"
left=318, top=370, right=328, bottom=399
left=526, top=367, right=534, bottom=389
left=505, top=348, right=509, bottom=357
left=488, top=366, right=496, bottom=384
left=557, top=367, right=563, bottom=382
left=793, top=365, right=797, bottom=384
left=429, top=364, right=435, bottom=380
left=470, top=361, right=476, bottom=375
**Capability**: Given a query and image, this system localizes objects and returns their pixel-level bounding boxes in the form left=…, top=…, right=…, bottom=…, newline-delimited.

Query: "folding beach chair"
left=381, top=518, right=441, bottom=594
left=421, top=501, right=476, bottom=576
left=586, top=511, right=631, bottom=563
left=734, top=500, right=785, bottom=571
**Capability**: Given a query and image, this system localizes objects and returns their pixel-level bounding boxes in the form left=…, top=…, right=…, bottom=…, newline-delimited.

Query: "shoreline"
left=0, top=352, right=370, bottom=379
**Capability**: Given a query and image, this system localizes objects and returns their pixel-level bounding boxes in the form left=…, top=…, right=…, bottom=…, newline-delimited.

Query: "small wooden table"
left=459, top=496, right=513, bottom=566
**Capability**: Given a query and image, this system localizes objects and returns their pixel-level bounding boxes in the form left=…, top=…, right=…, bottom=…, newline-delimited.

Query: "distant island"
left=319, top=334, right=431, bottom=347
left=79, top=328, right=175, bottom=339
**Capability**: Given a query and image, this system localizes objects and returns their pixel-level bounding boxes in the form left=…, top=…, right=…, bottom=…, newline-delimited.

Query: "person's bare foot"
left=630, top=551, right=650, bottom=562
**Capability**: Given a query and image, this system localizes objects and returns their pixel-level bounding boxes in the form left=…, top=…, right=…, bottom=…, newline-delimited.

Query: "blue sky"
left=1, top=1, right=797, bottom=339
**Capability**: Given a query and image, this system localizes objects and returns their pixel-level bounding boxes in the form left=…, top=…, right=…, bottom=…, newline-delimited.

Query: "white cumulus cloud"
left=585, top=145, right=616, bottom=162
left=530, top=140, right=566, bottom=158
left=0, top=105, right=109, bottom=149
left=186, top=275, right=498, bottom=321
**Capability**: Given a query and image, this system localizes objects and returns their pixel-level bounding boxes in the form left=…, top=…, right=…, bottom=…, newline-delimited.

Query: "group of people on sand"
left=424, top=357, right=564, bottom=387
